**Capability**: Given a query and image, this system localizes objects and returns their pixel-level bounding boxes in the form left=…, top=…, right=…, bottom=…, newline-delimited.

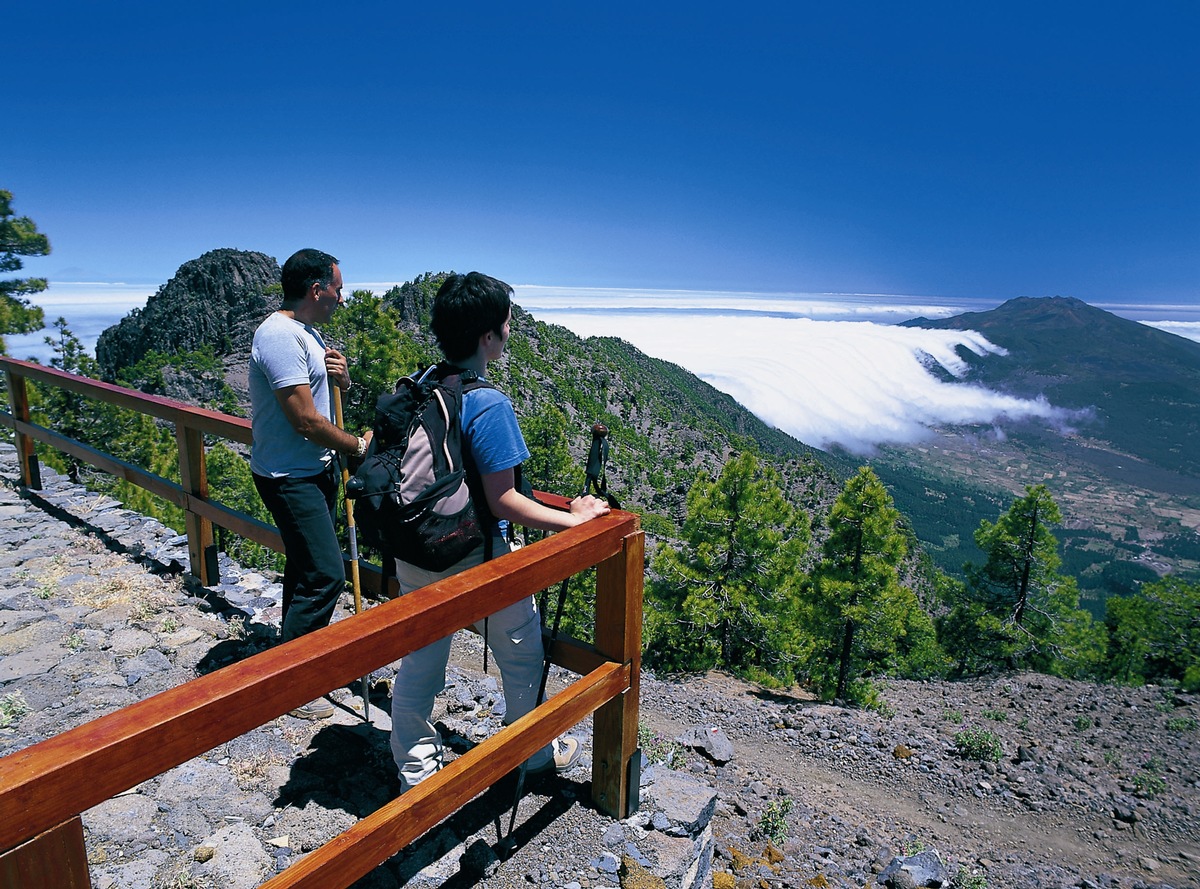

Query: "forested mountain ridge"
left=92, top=255, right=846, bottom=542
left=375, top=274, right=844, bottom=536
left=901, top=295, right=1200, bottom=479
left=875, top=295, right=1200, bottom=606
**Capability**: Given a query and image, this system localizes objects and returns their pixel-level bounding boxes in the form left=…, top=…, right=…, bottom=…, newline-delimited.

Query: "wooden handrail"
left=0, top=513, right=639, bottom=851
left=0, top=357, right=644, bottom=888
left=0, top=357, right=252, bottom=442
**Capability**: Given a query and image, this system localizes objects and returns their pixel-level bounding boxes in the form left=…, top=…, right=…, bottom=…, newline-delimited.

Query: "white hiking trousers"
left=389, top=540, right=554, bottom=791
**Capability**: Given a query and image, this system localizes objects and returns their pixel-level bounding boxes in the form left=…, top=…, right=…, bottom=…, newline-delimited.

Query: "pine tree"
left=0, top=189, right=50, bottom=351
left=806, top=466, right=934, bottom=701
left=945, top=484, right=1105, bottom=675
left=325, top=290, right=435, bottom=431
left=521, top=403, right=581, bottom=499
left=646, top=452, right=810, bottom=682
left=1106, top=577, right=1200, bottom=690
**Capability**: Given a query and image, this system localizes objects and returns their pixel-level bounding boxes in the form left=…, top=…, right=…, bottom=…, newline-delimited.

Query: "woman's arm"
left=480, top=467, right=610, bottom=532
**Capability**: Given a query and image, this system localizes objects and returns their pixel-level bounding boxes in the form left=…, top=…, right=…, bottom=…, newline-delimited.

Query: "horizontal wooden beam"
left=0, top=358, right=253, bottom=444
left=261, top=661, right=630, bottom=889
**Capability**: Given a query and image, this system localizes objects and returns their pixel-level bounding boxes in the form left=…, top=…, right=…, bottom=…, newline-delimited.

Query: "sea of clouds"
left=513, top=287, right=1086, bottom=454
left=5, top=284, right=151, bottom=368
left=10, top=283, right=1197, bottom=456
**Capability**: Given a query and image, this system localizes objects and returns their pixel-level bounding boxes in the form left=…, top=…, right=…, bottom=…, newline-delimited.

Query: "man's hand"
left=325, top=347, right=352, bottom=389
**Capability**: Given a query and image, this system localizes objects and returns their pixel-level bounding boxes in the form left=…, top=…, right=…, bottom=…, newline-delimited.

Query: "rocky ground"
left=2, top=445, right=1199, bottom=889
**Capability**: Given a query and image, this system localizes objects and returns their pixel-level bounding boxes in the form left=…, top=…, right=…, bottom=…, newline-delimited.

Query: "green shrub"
left=951, top=869, right=988, bottom=889
left=943, top=709, right=964, bottom=724
left=1166, top=716, right=1197, bottom=732
left=981, top=708, right=1007, bottom=722
left=637, top=724, right=686, bottom=770
left=1073, top=715, right=1093, bottom=731
left=1133, top=772, right=1167, bottom=797
left=953, top=728, right=1003, bottom=762
left=0, top=692, right=31, bottom=729
left=753, top=797, right=793, bottom=845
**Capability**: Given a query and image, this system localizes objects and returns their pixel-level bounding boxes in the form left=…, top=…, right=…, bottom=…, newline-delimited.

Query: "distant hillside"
left=877, top=295, right=1200, bottom=605
left=901, top=296, right=1200, bottom=479
left=375, top=276, right=844, bottom=534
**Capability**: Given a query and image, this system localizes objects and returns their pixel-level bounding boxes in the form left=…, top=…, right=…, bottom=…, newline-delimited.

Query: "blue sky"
left=6, top=2, right=1198, bottom=303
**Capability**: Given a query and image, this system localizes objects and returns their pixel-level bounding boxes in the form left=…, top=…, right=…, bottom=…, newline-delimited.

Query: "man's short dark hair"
left=431, top=272, right=513, bottom=362
left=281, top=249, right=339, bottom=303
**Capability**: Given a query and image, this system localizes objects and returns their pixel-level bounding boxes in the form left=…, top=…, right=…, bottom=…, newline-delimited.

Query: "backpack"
left=345, top=363, right=493, bottom=571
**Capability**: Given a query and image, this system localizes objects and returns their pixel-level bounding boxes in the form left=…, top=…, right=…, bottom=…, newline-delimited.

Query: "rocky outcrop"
left=382, top=271, right=445, bottom=327
left=95, top=249, right=280, bottom=380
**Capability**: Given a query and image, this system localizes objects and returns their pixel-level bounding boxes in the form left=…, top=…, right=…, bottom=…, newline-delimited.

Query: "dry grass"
left=24, top=542, right=184, bottom=614
left=149, top=857, right=218, bottom=889
left=229, top=750, right=287, bottom=790
left=72, top=573, right=167, bottom=611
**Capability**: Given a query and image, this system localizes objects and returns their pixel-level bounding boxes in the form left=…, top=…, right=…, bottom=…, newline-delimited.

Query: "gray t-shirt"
left=249, top=311, right=333, bottom=478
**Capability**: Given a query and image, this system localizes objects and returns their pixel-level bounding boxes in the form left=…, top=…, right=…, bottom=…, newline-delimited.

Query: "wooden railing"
left=0, top=357, right=643, bottom=889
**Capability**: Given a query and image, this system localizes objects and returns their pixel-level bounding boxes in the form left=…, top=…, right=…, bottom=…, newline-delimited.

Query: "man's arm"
left=480, top=467, right=609, bottom=532
left=274, top=383, right=367, bottom=454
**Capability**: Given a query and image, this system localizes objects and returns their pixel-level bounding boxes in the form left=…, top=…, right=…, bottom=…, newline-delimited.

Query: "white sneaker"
left=529, top=736, right=583, bottom=774
left=289, top=698, right=334, bottom=720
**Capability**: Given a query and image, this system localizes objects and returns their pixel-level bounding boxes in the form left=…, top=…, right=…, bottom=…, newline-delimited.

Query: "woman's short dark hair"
left=281, top=249, right=339, bottom=303
left=431, top=272, right=513, bottom=362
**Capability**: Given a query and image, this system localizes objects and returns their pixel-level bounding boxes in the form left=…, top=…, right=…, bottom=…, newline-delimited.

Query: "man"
left=390, top=271, right=611, bottom=791
left=250, top=248, right=371, bottom=720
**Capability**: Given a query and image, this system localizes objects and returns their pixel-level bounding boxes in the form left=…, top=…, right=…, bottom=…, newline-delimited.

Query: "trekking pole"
left=332, top=385, right=372, bottom=722
left=507, top=422, right=617, bottom=839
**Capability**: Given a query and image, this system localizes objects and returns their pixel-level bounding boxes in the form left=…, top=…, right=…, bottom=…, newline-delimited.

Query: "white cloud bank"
left=1138, top=320, right=1200, bottom=344
left=514, top=287, right=1078, bottom=454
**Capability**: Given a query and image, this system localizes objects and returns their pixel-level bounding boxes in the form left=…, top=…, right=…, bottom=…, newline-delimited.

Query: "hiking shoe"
left=529, top=736, right=583, bottom=775
left=289, top=698, right=334, bottom=720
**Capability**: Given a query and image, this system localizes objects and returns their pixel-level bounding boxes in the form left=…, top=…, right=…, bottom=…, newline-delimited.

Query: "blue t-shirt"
left=248, top=312, right=334, bottom=478
left=461, top=384, right=530, bottom=475
left=462, top=383, right=529, bottom=538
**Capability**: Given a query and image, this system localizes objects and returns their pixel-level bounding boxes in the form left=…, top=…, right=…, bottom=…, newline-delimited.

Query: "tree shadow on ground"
left=750, top=686, right=817, bottom=707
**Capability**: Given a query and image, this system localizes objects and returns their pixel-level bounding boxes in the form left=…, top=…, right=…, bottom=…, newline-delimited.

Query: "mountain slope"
left=874, top=296, right=1200, bottom=601
left=93, top=258, right=846, bottom=544
left=901, top=296, right=1200, bottom=479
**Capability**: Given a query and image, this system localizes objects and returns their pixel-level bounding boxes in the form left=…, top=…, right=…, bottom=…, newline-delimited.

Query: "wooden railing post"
left=589, top=528, right=644, bottom=819
left=0, top=817, right=91, bottom=889
left=176, top=423, right=217, bottom=585
left=4, top=368, right=41, bottom=489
